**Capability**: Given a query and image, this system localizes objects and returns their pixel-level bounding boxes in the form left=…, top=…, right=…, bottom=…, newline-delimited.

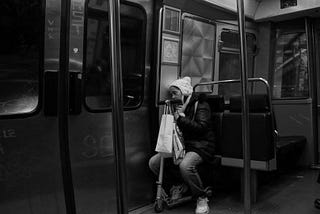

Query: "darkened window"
left=85, top=3, right=146, bottom=111
left=218, top=30, right=256, bottom=99
left=220, top=31, right=256, bottom=53
left=272, top=21, right=309, bottom=99
left=163, top=6, right=180, bottom=33
left=0, top=0, right=42, bottom=116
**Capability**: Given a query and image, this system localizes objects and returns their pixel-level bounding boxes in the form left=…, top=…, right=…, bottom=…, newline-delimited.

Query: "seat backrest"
left=206, top=95, right=225, bottom=113
left=229, top=94, right=270, bottom=113
left=221, top=94, right=275, bottom=161
left=206, top=95, right=225, bottom=155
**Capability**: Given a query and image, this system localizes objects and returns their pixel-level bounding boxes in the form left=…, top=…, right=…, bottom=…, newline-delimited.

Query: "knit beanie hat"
left=169, top=76, right=193, bottom=96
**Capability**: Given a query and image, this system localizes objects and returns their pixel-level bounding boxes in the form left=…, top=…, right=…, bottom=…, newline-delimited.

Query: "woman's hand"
left=174, top=95, right=191, bottom=120
left=177, top=95, right=191, bottom=113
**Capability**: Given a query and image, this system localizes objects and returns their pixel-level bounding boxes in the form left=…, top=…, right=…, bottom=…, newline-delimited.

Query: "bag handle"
left=192, top=101, right=198, bottom=121
left=164, top=102, right=172, bottom=114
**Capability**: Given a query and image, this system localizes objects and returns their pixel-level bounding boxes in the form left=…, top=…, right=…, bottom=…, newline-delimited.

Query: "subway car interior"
left=1, top=0, right=320, bottom=213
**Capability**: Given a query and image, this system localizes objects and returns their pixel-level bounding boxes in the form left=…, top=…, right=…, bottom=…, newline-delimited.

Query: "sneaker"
left=195, top=197, right=209, bottom=214
left=170, top=184, right=188, bottom=201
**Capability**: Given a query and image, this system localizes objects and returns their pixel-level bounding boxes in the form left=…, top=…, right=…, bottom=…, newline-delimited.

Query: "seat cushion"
left=276, top=136, right=306, bottom=169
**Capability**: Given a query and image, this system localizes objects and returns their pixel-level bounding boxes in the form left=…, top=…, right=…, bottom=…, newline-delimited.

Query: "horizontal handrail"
left=194, top=77, right=277, bottom=137
left=193, top=77, right=269, bottom=92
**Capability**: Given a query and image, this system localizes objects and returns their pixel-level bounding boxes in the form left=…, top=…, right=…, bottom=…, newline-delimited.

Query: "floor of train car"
left=132, top=168, right=320, bottom=214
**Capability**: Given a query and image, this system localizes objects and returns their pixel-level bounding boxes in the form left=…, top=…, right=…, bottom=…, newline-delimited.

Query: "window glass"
left=221, top=31, right=256, bottom=53
left=181, top=17, right=216, bottom=92
left=218, top=53, right=254, bottom=99
left=85, top=4, right=145, bottom=110
left=218, top=53, right=241, bottom=97
left=221, top=31, right=239, bottom=50
left=218, top=31, right=256, bottom=100
left=273, top=30, right=309, bottom=99
left=0, top=0, right=41, bottom=115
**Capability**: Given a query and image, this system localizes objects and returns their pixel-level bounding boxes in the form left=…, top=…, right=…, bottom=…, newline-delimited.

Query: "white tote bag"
left=155, top=105, right=174, bottom=157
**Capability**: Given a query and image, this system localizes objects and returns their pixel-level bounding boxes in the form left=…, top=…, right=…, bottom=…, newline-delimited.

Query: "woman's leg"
left=179, top=151, right=206, bottom=198
left=149, top=153, right=183, bottom=190
left=149, top=153, right=162, bottom=176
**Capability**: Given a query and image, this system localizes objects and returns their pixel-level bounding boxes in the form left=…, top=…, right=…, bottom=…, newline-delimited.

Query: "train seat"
left=206, top=94, right=225, bottom=157
left=229, top=94, right=270, bottom=113
left=220, top=94, right=276, bottom=170
left=218, top=94, right=276, bottom=203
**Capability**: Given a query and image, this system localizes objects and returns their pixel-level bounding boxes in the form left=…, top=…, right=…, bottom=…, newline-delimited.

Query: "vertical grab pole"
left=108, top=0, right=128, bottom=213
left=236, top=0, right=251, bottom=213
left=59, top=0, right=76, bottom=213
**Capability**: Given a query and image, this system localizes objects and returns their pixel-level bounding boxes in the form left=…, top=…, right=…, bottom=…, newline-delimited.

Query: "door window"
left=272, top=22, right=309, bottom=99
left=84, top=3, right=146, bottom=111
left=0, top=1, right=42, bottom=116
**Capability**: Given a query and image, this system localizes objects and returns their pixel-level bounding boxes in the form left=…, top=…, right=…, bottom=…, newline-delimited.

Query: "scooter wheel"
left=315, top=199, right=320, bottom=209
left=154, top=199, right=164, bottom=213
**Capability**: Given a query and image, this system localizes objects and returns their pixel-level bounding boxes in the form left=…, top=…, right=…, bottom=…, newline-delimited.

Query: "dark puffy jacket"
left=176, top=93, right=216, bottom=163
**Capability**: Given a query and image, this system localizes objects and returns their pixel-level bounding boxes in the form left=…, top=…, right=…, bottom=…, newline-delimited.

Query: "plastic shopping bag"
left=155, top=105, right=174, bottom=157
left=172, top=123, right=185, bottom=165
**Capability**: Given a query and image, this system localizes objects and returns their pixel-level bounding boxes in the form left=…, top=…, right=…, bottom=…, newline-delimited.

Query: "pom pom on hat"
left=169, top=76, right=193, bottom=96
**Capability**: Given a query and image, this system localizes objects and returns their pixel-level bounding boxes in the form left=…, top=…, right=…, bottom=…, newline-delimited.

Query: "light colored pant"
left=149, top=151, right=206, bottom=197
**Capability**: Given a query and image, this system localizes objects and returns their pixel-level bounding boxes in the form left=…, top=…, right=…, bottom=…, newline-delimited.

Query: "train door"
left=66, top=0, right=154, bottom=213
left=0, top=0, right=155, bottom=213
left=0, top=0, right=67, bottom=213
left=271, top=19, right=314, bottom=166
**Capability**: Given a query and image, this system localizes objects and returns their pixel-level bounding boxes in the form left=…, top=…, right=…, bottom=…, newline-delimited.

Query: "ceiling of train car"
left=255, top=0, right=320, bottom=22
left=163, top=0, right=238, bottom=20
left=198, top=0, right=320, bottom=22
left=203, top=0, right=259, bottom=19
